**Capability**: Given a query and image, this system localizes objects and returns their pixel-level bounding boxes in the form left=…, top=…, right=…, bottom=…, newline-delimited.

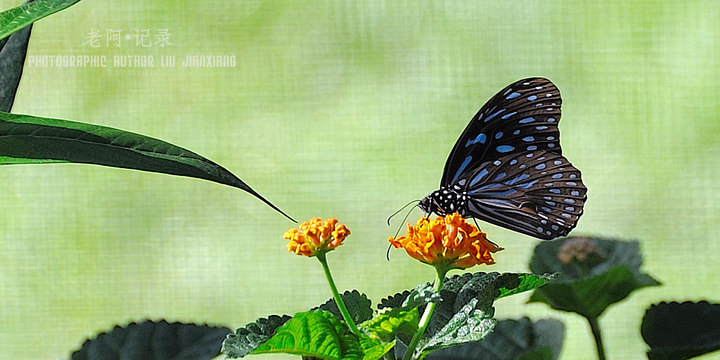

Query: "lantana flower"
left=284, top=217, right=350, bottom=257
left=557, top=237, right=606, bottom=265
left=388, top=213, right=502, bottom=271
left=283, top=217, right=360, bottom=336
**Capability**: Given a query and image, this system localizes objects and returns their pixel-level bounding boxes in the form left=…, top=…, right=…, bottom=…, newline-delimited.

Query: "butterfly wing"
left=455, top=150, right=587, bottom=239
left=442, top=77, right=563, bottom=186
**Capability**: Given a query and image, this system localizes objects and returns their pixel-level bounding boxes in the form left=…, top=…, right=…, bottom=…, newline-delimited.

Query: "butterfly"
left=418, top=78, right=587, bottom=240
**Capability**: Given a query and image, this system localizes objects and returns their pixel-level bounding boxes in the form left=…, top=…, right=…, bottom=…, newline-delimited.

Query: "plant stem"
left=402, top=267, right=448, bottom=360
left=587, top=316, right=606, bottom=360
left=317, top=252, right=361, bottom=336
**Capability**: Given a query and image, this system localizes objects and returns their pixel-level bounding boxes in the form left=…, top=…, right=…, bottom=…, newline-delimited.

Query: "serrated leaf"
left=641, top=301, right=720, bottom=360
left=0, top=0, right=33, bottom=112
left=529, top=237, right=659, bottom=318
left=420, top=273, right=550, bottom=357
left=0, top=0, right=80, bottom=41
left=70, top=319, right=230, bottom=360
left=528, top=265, right=643, bottom=318
left=247, top=310, right=384, bottom=360
left=403, top=282, right=441, bottom=308
left=316, top=290, right=374, bottom=324
left=382, top=273, right=552, bottom=358
left=419, top=297, right=496, bottom=356
left=495, top=273, right=556, bottom=300
left=0, top=111, right=294, bottom=220
left=358, top=336, right=396, bottom=360
left=378, top=290, right=413, bottom=310
left=222, top=315, right=291, bottom=358
left=360, top=307, right=418, bottom=342
left=423, top=318, right=564, bottom=360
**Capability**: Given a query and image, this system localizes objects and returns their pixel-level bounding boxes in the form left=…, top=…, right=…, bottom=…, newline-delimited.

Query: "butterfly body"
left=419, top=78, right=587, bottom=240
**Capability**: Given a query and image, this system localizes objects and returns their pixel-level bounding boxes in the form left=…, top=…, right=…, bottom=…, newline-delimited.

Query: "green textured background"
left=1, top=1, right=718, bottom=359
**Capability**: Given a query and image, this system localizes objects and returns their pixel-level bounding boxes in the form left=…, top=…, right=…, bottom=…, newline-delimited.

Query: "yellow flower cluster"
left=284, top=217, right=350, bottom=257
left=388, top=213, right=501, bottom=270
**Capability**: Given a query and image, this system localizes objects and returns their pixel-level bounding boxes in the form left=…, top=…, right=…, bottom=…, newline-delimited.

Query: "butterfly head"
left=418, top=187, right=467, bottom=217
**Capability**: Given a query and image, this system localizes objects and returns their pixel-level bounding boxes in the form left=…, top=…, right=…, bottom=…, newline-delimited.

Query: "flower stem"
left=402, top=267, right=448, bottom=360
left=317, top=252, right=361, bottom=336
left=587, top=316, right=606, bottom=360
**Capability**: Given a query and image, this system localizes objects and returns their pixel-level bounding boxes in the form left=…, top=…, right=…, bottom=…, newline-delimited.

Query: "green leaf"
left=495, top=273, right=556, bottom=300
left=70, top=319, right=230, bottom=360
left=0, top=111, right=294, bottom=221
left=360, top=307, right=418, bottom=343
left=222, top=315, right=291, bottom=358
left=529, top=237, right=660, bottom=318
left=244, top=310, right=389, bottom=360
left=0, top=0, right=80, bottom=41
left=423, top=318, right=564, bottom=360
left=359, top=336, right=396, bottom=360
left=0, top=1, right=33, bottom=112
left=383, top=272, right=551, bottom=358
left=316, top=290, right=375, bottom=324
left=403, top=282, right=441, bottom=308
left=419, top=297, right=496, bottom=356
left=641, top=301, right=720, bottom=360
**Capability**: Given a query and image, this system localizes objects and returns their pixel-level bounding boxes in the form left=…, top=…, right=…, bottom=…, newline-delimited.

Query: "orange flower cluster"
left=284, top=217, right=350, bottom=257
left=389, top=213, right=501, bottom=270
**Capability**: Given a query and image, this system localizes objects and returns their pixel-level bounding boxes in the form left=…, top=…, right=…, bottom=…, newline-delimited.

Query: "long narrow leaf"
left=0, top=111, right=294, bottom=221
left=0, top=17, right=32, bottom=111
left=0, top=0, right=80, bottom=41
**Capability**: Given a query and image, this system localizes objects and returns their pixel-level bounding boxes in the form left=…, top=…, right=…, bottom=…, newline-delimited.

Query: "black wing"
left=442, top=78, right=563, bottom=186
left=455, top=150, right=587, bottom=239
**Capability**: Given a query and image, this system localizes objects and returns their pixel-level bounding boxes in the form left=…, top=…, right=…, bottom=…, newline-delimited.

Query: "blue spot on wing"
left=465, top=133, right=486, bottom=147
left=501, top=111, right=517, bottom=119
left=504, top=173, right=530, bottom=185
left=476, top=183, right=502, bottom=191
left=528, top=95, right=537, bottom=101
left=470, top=169, right=489, bottom=186
left=506, top=92, right=521, bottom=99
left=519, top=117, right=534, bottom=124
left=496, top=145, right=514, bottom=153
left=452, top=155, right=473, bottom=182
left=484, top=109, right=505, bottom=123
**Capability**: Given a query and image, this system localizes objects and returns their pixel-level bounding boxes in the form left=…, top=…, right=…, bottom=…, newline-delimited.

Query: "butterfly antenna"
left=386, top=201, right=419, bottom=260
left=387, top=200, right=421, bottom=225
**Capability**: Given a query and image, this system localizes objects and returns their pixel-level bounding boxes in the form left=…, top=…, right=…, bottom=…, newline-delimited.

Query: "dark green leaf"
left=0, top=0, right=33, bottom=112
left=0, top=0, right=80, bottom=41
left=529, top=237, right=660, bottom=318
left=422, top=272, right=552, bottom=357
left=381, top=273, right=552, bottom=358
left=642, top=301, right=720, bottom=360
left=70, top=320, right=230, bottom=360
left=222, top=315, right=291, bottom=358
left=528, top=265, right=638, bottom=318
left=0, top=112, right=294, bottom=221
left=423, top=318, right=564, bottom=360
left=403, top=282, right=441, bottom=308
left=315, top=290, right=374, bottom=324
left=378, top=289, right=413, bottom=310
left=419, top=297, right=496, bottom=356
